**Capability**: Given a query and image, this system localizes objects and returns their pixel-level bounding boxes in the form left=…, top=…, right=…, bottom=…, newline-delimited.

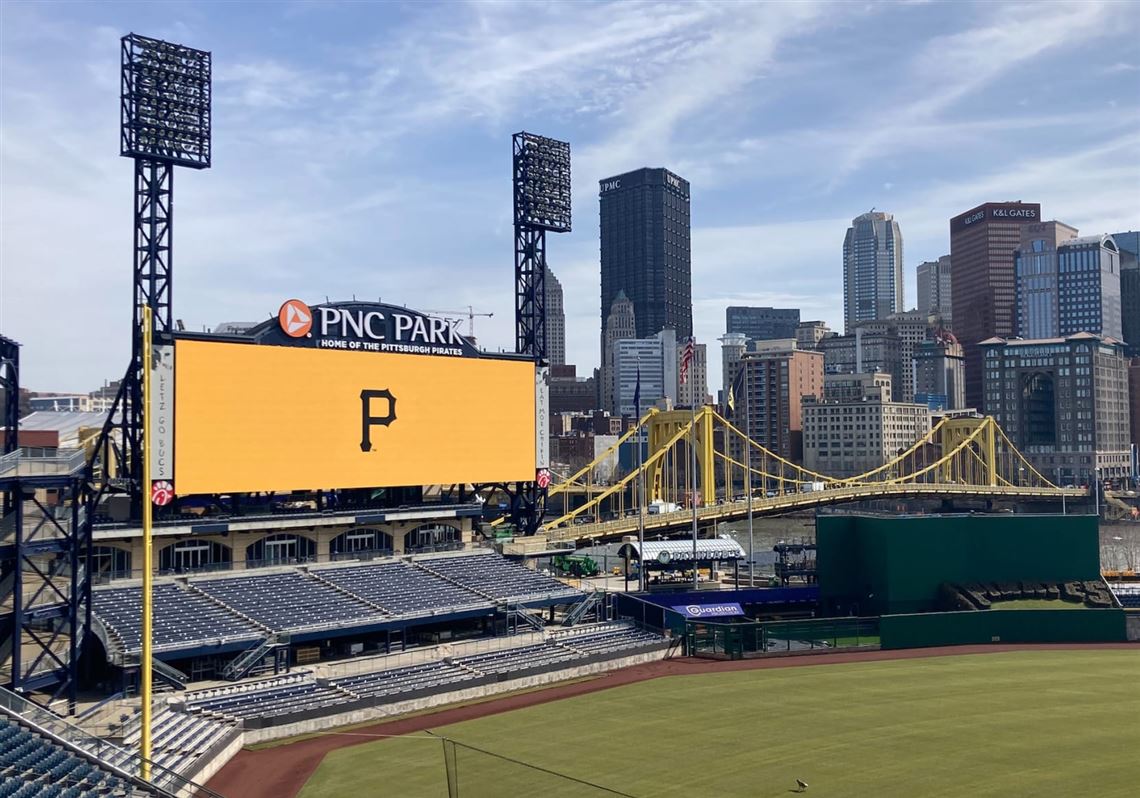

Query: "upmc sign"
left=951, top=203, right=1041, bottom=233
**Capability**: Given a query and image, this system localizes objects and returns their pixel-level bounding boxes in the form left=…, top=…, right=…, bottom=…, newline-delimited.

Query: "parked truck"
left=647, top=499, right=681, bottom=514
left=798, top=481, right=826, bottom=493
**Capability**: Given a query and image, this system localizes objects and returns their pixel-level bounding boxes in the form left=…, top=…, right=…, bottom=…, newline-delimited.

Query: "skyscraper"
left=1013, top=221, right=1079, bottom=339
left=601, top=291, right=636, bottom=413
left=719, top=333, right=748, bottom=404
left=613, top=330, right=678, bottom=417
left=545, top=267, right=566, bottom=366
left=599, top=168, right=692, bottom=344
left=1057, top=235, right=1122, bottom=341
left=949, top=201, right=1042, bottom=411
left=843, top=211, right=903, bottom=333
left=725, top=307, right=800, bottom=342
left=916, top=255, right=952, bottom=327
left=1112, top=231, right=1140, bottom=356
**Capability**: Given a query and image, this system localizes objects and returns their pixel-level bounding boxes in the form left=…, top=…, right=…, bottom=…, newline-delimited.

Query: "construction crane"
left=420, top=306, right=494, bottom=339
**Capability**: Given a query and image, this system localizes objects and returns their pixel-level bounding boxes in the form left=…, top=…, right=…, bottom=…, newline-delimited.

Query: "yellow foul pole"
left=140, top=306, right=153, bottom=780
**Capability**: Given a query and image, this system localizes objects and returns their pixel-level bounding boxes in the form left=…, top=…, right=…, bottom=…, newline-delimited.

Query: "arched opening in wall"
left=329, top=528, right=393, bottom=561
left=404, top=524, right=462, bottom=555
left=159, top=539, right=232, bottom=576
left=1021, top=371, right=1056, bottom=447
left=91, top=546, right=132, bottom=584
left=246, top=533, right=316, bottom=568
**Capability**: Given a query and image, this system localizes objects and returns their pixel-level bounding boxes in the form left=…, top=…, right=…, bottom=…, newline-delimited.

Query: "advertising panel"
left=173, top=339, right=535, bottom=494
left=150, top=344, right=175, bottom=481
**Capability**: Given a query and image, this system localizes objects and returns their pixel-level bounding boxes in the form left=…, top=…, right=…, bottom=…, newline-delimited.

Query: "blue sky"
left=2, top=0, right=1138, bottom=393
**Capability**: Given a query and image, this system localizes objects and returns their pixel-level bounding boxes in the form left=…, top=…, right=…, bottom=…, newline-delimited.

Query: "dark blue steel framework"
left=112, top=32, right=212, bottom=521
left=1, top=456, right=92, bottom=710
left=509, top=132, right=571, bottom=534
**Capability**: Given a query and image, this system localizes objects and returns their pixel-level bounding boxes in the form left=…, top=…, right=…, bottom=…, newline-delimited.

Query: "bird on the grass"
left=795, top=779, right=809, bottom=792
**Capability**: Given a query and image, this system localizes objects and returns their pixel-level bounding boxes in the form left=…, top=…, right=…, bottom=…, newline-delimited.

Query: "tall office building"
left=677, top=342, right=708, bottom=407
left=949, top=201, right=1042, bottom=411
left=545, top=268, right=566, bottom=366
left=601, top=291, right=636, bottom=413
left=843, top=211, right=903, bottom=333
left=1014, top=221, right=1079, bottom=339
left=916, top=255, right=952, bottom=327
left=857, top=311, right=937, bottom=403
left=982, top=333, right=1131, bottom=482
left=719, top=333, right=748, bottom=405
left=739, top=345, right=824, bottom=462
left=599, top=167, right=692, bottom=347
left=613, top=330, right=678, bottom=418
left=1057, top=235, right=1123, bottom=341
left=725, top=307, right=800, bottom=342
left=914, top=332, right=966, bottom=410
left=795, top=321, right=831, bottom=350
left=1113, top=231, right=1140, bottom=356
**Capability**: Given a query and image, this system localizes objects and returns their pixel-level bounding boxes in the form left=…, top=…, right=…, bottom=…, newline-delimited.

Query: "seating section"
left=552, top=625, right=670, bottom=655
left=110, top=709, right=233, bottom=776
left=456, top=642, right=580, bottom=674
left=331, top=661, right=477, bottom=698
left=1110, top=584, right=1140, bottom=608
left=315, top=563, right=487, bottom=615
left=0, top=716, right=160, bottom=797
left=93, top=583, right=262, bottom=654
left=192, top=572, right=383, bottom=630
left=92, top=554, right=583, bottom=658
left=183, top=624, right=666, bottom=724
left=416, top=554, right=580, bottom=601
left=189, top=681, right=354, bottom=721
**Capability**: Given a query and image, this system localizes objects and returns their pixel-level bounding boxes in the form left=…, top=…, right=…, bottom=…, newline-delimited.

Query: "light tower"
left=120, top=33, right=212, bottom=515
left=511, top=132, right=571, bottom=533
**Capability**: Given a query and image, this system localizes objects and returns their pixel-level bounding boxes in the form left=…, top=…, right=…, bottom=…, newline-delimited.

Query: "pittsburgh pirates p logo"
left=360, top=389, right=397, bottom=452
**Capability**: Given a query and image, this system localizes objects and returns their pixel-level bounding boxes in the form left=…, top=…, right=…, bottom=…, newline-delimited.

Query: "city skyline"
left=1, top=1, right=1139, bottom=394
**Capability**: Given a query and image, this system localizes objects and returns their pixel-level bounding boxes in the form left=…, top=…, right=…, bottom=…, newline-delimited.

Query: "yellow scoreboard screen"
left=173, top=339, right=536, bottom=494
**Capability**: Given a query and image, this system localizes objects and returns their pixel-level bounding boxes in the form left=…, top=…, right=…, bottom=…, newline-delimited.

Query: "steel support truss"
left=121, top=159, right=174, bottom=518
left=1, top=471, right=91, bottom=712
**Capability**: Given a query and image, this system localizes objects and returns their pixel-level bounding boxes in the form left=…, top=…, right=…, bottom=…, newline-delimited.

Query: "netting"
left=438, top=736, right=637, bottom=798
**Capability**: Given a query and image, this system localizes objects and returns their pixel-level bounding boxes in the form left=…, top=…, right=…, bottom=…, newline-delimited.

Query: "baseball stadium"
left=2, top=31, right=1138, bottom=798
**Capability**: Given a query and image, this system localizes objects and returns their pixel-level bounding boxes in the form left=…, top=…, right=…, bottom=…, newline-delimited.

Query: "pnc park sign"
left=247, top=299, right=482, bottom=358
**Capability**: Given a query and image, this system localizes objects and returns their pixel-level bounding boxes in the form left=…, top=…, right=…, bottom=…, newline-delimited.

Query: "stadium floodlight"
left=513, top=132, right=571, bottom=233
left=121, top=33, right=212, bottom=169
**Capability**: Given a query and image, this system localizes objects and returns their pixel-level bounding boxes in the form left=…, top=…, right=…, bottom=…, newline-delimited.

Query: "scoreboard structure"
left=153, top=300, right=540, bottom=496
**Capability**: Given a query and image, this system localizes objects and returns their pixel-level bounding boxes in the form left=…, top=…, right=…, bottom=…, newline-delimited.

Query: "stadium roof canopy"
left=619, top=536, right=746, bottom=565
left=14, top=411, right=108, bottom=444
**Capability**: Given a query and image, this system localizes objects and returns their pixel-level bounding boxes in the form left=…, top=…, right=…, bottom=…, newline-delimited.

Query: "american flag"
left=679, top=336, right=695, bottom=386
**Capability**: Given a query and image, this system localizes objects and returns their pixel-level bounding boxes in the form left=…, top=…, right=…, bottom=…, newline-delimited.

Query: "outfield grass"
left=991, top=599, right=1086, bottom=610
left=299, top=650, right=1139, bottom=798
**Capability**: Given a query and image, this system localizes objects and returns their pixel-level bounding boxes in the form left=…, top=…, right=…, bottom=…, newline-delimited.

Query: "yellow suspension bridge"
left=533, top=408, right=1080, bottom=544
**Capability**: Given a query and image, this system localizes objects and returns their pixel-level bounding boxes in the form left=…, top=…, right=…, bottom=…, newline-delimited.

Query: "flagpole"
left=744, top=362, right=754, bottom=587
left=636, top=364, right=645, bottom=593
left=683, top=338, right=698, bottom=590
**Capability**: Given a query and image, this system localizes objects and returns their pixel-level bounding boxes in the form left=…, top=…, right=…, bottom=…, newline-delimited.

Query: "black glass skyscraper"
left=599, top=168, right=692, bottom=345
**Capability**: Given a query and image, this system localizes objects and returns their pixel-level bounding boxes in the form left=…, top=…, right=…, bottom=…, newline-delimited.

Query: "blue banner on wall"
left=671, top=603, right=744, bottom=619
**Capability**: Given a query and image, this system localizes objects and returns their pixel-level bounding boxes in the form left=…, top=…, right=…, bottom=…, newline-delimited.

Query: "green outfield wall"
left=818, top=514, right=1100, bottom=616
left=880, top=608, right=1128, bottom=649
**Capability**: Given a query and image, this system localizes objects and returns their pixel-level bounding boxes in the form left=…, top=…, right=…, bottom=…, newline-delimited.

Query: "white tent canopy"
left=619, top=536, right=746, bottom=565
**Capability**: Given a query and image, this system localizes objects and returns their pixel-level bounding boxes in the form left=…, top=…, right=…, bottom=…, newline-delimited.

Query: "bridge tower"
left=647, top=408, right=715, bottom=505
left=939, top=417, right=998, bottom=486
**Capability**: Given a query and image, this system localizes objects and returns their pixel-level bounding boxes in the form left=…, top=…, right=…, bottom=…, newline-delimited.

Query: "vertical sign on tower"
left=535, top=366, right=550, bottom=470
left=150, top=345, right=174, bottom=481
